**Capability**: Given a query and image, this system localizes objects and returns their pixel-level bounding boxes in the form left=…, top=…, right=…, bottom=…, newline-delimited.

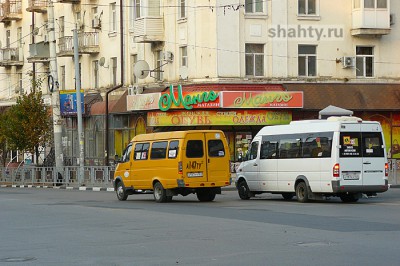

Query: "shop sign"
left=127, top=93, right=161, bottom=111
left=159, top=85, right=219, bottom=111
left=221, top=91, right=303, bottom=108
left=60, top=90, right=84, bottom=115
left=147, top=110, right=292, bottom=126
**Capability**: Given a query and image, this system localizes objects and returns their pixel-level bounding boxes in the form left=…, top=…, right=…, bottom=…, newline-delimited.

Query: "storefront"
left=127, top=84, right=304, bottom=171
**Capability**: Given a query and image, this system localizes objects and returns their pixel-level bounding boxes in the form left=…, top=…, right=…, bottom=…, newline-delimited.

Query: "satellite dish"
left=133, top=60, right=150, bottom=79
left=33, top=27, right=40, bottom=35
left=99, top=57, right=106, bottom=66
left=179, top=66, right=188, bottom=80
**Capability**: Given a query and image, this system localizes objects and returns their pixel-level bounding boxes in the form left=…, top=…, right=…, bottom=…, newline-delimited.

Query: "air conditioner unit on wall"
left=92, top=16, right=101, bottom=29
left=162, top=51, right=174, bottom=62
left=128, top=85, right=143, bottom=95
left=342, top=57, right=355, bottom=68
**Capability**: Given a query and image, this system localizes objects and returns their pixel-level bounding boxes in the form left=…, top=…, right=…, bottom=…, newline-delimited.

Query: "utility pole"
left=47, top=0, right=64, bottom=172
left=73, top=28, right=84, bottom=183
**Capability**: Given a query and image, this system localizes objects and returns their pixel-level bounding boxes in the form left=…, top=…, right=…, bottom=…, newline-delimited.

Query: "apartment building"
left=0, top=0, right=399, bottom=166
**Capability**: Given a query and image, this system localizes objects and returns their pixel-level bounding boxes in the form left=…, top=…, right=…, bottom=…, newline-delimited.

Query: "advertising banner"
left=127, top=93, right=161, bottom=111
left=60, top=90, right=84, bottom=116
left=148, top=110, right=292, bottom=126
left=221, top=91, right=303, bottom=108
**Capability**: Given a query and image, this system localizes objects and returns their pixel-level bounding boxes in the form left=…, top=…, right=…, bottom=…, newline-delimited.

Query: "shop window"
left=235, top=133, right=252, bottom=161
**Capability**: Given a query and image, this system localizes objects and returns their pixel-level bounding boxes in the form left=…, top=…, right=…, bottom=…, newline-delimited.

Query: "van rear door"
left=360, top=124, right=386, bottom=186
left=339, top=123, right=386, bottom=187
left=184, top=133, right=208, bottom=182
left=339, top=124, right=363, bottom=187
left=205, top=132, right=229, bottom=182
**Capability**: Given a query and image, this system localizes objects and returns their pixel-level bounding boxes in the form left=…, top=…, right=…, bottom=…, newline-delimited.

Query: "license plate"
left=343, top=172, right=360, bottom=180
left=187, top=172, right=203, bottom=178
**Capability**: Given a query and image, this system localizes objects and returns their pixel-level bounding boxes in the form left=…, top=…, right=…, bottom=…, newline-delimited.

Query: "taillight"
left=178, top=161, right=183, bottom=174
left=385, top=163, right=389, bottom=177
left=333, top=163, right=340, bottom=178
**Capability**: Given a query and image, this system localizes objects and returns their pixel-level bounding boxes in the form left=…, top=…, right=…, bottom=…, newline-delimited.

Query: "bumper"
left=332, top=180, right=389, bottom=193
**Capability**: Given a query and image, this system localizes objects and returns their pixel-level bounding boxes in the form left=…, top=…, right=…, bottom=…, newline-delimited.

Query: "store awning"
left=90, top=91, right=127, bottom=115
left=284, top=83, right=400, bottom=111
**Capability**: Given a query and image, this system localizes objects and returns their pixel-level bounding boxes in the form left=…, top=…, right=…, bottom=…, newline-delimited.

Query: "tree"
left=1, top=90, right=52, bottom=164
left=0, top=111, right=8, bottom=166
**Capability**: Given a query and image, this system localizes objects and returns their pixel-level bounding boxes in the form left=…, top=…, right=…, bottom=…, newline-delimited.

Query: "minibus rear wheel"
left=153, top=182, right=168, bottom=203
left=197, top=190, right=216, bottom=202
left=237, top=180, right=251, bottom=200
left=116, top=181, right=128, bottom=201
left=295, top=182, right=309, bottom=203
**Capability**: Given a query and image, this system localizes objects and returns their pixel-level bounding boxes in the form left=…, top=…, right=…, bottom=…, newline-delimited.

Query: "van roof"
left=131, top=130, right=224, bottom=142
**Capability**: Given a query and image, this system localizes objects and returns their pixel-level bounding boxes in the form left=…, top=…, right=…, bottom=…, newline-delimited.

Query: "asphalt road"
left=1, top=188, right=400, bottom=266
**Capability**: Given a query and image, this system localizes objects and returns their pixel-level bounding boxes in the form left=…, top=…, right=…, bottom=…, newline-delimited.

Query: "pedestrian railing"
left=0, top=165, right=115, bottom=187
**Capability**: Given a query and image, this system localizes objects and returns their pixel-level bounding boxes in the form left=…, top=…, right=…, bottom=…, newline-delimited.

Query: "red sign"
left=221, top=91, right=303, bottom=108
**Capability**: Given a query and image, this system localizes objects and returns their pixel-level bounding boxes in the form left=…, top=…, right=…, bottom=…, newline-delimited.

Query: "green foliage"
left=1, top=91, right=52, bottom=154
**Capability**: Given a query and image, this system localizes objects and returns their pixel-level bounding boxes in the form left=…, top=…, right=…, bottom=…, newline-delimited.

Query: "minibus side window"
left=168, top=140, right=179, bottom=159
left=362, top=132, right=384, bottom=157
left=121, top=143, right=132, bottom=162
left=150, top=141, right=168, bottom=159
left=186, top=140, right=204, bottom=158
left=134, top=142, right=150, bottom=160
left=260, top=141, right=278, bottom=159
left=248, top=141, right=259, bottom=160
left=279, top=139, right=301, bottom=158
left=208, top=140, right=225, bottom=157
left=340, top=132, right=361, bottom=157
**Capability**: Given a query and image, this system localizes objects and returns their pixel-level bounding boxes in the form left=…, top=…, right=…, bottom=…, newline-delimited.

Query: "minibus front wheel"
left=116, top=181, right=128, bottom=201
left=237, top=180, right=251, bottom=200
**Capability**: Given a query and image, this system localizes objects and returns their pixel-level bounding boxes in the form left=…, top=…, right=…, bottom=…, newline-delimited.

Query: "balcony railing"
left=28, top=41, right=50, bottom=63
left=0, top=47, right=23, bottom=67
left=58, top=32, right=100, bottom=57
left=0, top=0, right=22, bottom=22
left=133, top=17, right=164, bottom=43
left=58, top=0, right=80, bottom=3
left=26, top=0, right=47, bottom=13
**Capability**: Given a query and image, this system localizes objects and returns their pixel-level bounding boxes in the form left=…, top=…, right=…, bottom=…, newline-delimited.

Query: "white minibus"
left=236, top=117, right=389, bottom=203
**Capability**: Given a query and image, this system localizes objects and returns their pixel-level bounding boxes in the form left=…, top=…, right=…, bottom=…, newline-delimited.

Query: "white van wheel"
left=153, top=182, right=167, bottom=203
left=238, top=180, right=251, bottom=200
left=295, top=182, right=309, bottom=203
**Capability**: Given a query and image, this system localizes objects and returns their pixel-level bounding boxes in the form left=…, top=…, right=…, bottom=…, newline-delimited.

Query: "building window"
left=60, top=66, right=66, bottom=90
left=17, top=27, right=22, bottom=47
left=148, top=0, right=160, bottom=16
left=110, top=3, right=117, bottom=33
left=180, top=46, right=187, bottom=67
left=179, top=0, right=186, bottom=18
left=59, top=16, right=65, bottom=38
left=131, top=54, right=138, bottom=84
left=6, top=30, right=10, bottom=47
left=111, top=57, right=118, bottom=86
left=135, top=0, right=141, bottom=18
left=364, top=0, right=387, bottom=8
left=356, top=46, right=374, bottom=78
left=245, top=43, right=264, bottom=77
left=155, top=51, right=163, bottom=81
left=298, top=0, right=317, bottom=15
left=129, top=0, right=135, bottom=29
left=377, top=0, right=387, bottom=8
left=298, top=45, right=317, bottom=77
left=245, top=0, right=264, bottom=13
left=17, top=73, right=23, bottom=94
left=93, top=60, right=99, bottom=89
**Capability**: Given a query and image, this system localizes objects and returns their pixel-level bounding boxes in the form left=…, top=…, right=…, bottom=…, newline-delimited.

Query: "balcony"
left=352, top=8, right=391, bottom=37
left=0, top=47, right=23, bottom=67
left=57, top=32, right=100, bottom=57
left=58, top=0, right=80, bottom=3
left=28, top=41, right=50, bottom=63
left=0, top=0, right=22, bottom=22
left=133, top=17, right=164, bottom=43
left=26, top=0, right=47, bottom=13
